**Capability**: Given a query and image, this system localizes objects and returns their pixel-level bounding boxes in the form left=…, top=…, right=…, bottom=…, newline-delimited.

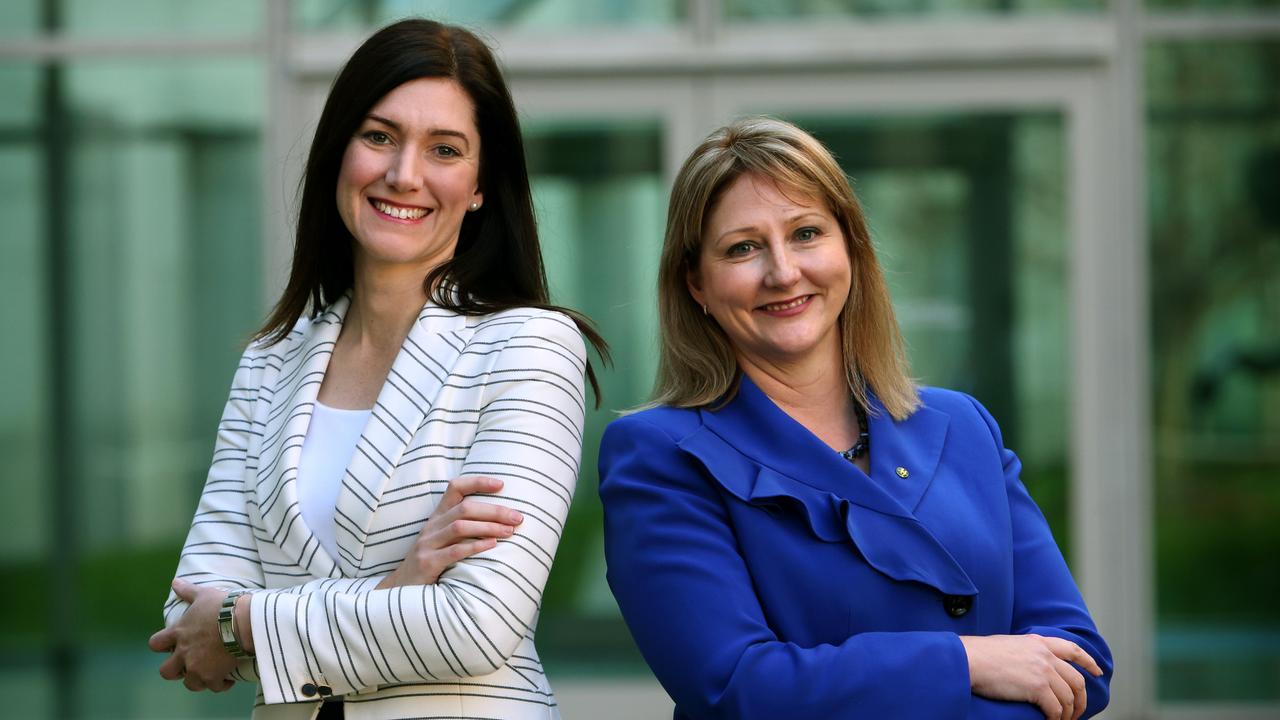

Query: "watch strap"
left=218, top=589, right=253, bottom=658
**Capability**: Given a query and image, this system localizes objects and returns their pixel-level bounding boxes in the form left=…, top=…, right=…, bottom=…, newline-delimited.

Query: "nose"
left=764, top=244, right=801, bottom=288
left=384, top=148, right=423, bottom=192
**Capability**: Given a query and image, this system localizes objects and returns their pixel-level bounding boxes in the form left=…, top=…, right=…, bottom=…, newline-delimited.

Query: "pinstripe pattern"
left=163, top=295, right=585, bottom=719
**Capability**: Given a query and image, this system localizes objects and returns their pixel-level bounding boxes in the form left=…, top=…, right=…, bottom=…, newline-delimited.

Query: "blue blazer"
left=599, top=375, right=1112, bottom=719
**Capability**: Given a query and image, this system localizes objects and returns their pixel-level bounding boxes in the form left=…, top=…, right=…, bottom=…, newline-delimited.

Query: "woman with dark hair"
left=148, top=19, right=603, bottom=719
left=599, top=117, right=1111, bottom=719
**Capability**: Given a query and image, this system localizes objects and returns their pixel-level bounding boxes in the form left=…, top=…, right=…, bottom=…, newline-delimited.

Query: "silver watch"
left=218, top=589, right=253, bottom=658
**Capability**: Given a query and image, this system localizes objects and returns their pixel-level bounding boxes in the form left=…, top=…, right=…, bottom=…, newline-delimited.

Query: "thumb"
left=171, top=578, right=198, bottom=602
left=148, top=627, right=176, bottom=653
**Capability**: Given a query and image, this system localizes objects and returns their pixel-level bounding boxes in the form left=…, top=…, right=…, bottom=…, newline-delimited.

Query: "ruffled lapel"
left=683, top=375, right=976, bottom=596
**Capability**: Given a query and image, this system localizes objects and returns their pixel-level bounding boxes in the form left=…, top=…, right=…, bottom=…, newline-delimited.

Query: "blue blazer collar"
left=682, top=374, right=976, bottom=596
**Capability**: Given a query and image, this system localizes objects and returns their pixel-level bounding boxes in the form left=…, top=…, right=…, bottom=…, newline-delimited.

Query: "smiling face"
left=688, top=172, right=852, bottom=369
left=335, top=77, right=483, bottom=278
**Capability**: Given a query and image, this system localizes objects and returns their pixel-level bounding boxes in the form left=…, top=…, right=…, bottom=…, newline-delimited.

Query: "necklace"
left=839, top=402, right=870, bottom=462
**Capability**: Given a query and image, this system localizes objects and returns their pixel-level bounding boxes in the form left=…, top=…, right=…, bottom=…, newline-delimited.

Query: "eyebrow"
left=713, top=212, right=827, bottom=244
left=366, top=114, right=472, bottom=145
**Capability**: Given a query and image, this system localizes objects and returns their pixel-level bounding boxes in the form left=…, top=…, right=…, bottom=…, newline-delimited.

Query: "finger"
left=448, top=499, right=523, bottom=525
left=1042, top=637, right=1103, bottom=677
left=149, top=628, right=176, bottom=653
left=183, top=672, right=206, bottom=692
left=437, top=520, right=517, bottom=543
left=446, top=537, right=499, bottom=564
left=440, top=476, right=504, bottom=510
left=1033, top=684, right=1063, bottom=720
left=1052, top=657, right=1088, bottom=720
left=1047, top=670, right=1074, bottom=720
left=171, top=578, right=198, bottom=603
left=211, top=678, right=236, bottom=693
left=158, top=654, right=185, bottom=681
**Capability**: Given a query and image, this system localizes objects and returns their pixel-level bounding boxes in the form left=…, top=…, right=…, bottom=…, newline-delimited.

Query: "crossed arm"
left=599, top=412, right=1111, bottom=720
left=150, top=314, right=586, bottom=702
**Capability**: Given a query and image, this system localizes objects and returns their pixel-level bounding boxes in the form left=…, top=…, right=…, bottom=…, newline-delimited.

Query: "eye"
left=434, top=144, right=461, bottom=158
left=725, top=241, right=756, bottom=258
left=362, top=130, right=392, bottom=145
left=795, top=227, right=820, bottom=242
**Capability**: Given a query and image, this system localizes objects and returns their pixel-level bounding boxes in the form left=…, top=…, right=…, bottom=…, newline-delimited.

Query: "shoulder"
left=602, top=405, right=702, bottom=451
left=472, top=307, right=585, bottom=357
left=916, top=386, right=984, bottom=417
left=915, top=385, right=1004, bottom=445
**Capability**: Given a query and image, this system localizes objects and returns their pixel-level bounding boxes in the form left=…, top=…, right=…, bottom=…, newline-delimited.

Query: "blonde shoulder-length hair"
left=652, top=116, right=919, bottom=421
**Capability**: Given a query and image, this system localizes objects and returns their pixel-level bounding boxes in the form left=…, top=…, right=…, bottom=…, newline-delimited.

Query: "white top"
left=297, top=401, right=372, bottom=562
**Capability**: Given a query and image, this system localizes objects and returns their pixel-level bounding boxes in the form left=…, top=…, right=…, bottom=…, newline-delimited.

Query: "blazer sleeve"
left=966, top=396, right=1114, bottom=719
left=162, top=346, right=268, bottom=682
left=600, top=415, right=974, bottom=720
left=247, top=313, right=587, bottom=704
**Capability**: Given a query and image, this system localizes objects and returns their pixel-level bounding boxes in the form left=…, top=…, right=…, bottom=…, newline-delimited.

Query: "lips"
left=759, top=295, right=812, bottom=313
left=370, top=198, right=430, bottom=220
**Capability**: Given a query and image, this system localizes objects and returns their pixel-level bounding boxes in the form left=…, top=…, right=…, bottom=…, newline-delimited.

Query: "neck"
left=344, top=264, right=430, bottom=351
left=738, top=338, right=856, bottom=449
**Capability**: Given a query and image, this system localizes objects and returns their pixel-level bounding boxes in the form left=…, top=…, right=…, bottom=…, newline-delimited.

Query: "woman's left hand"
left=148, top=579, right=238, bottom=692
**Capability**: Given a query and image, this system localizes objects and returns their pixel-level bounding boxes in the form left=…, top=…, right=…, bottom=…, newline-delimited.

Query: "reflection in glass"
left=1148, top=38, right=1280, bottom=702
left=295, top=0, right=684, bottom=30
left=794, top=113, right=1072, bottom=550
left=0, top=57, right=264, bottom=718
left=522, top=120, right=666, bottom=672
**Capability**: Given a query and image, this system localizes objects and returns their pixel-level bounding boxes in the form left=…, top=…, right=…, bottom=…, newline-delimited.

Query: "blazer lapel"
left=332, top=302, right=473, bottom=576
left=691, top=375, right=976, bottom=596
left=255, top=296, right=348, bottom=580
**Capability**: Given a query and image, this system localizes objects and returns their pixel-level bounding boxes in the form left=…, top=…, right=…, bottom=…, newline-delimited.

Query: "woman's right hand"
left=376, top=476, right=523, bottom=589
left=959, top=634, right=1104, bottom=720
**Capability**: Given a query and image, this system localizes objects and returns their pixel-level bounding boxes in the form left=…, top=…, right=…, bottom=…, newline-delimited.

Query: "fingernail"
left=510, top=511, right=523, bottom=523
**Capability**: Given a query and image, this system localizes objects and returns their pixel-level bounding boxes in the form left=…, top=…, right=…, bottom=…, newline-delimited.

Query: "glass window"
left=0, top=56, right=264, bottom=718
left=791, top=112, right=1073, bottom=550
left=0, top=62, right=50, bottom=720
left=1147, top=0, right=1278, bottom=9
left=0, top=0, right=40, bottom=38
left=521, top=119, right=666, bottom=674
left=724, top=0, right=1104, bottom=21
left=1, top=0, right=263, bottom=38
left=60, top=0, right=262, bottom=37
left=1148, top=38, right=1280, bottom=703
left=294, top=0, right=684, bottom=31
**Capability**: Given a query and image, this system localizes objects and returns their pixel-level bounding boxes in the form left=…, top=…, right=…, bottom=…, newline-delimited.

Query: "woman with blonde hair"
left=599, top=117, right=1111, bottom=719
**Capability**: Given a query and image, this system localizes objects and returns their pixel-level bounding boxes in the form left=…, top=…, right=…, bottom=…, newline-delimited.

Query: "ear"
left=685, top=265, right=706, bottom=309
left=470, top=186, right=484, bottom=210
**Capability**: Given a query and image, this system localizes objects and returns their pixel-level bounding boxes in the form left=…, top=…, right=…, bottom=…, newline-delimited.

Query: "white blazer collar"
left=255, top=293, right=473, bottom=578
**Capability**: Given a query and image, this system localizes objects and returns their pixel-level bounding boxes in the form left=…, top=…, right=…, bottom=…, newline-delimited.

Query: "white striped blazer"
left=163, top=294, right=586, bottom=719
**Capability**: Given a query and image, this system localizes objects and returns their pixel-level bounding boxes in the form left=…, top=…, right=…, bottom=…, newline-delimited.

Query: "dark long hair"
left=255, top=18, right=608, bottom=402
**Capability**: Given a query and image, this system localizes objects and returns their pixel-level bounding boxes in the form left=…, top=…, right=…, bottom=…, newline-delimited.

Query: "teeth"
left=763, top=296, right=809, bottom=312
left=374, top=200, right=427, bottom=220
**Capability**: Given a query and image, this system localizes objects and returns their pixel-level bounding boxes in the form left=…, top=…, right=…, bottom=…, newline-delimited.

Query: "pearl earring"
left=469, top=202, right=479, bottom=211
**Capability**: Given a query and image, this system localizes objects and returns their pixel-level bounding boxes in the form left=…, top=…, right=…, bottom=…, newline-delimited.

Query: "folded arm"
left=600, top=415, right=974, bottom=720
left=964, top=396, right=1113, bottom=719
left=247, top=313, right=587, bottom=703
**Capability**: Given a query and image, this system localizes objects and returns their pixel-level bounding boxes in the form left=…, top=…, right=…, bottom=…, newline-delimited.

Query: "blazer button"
left=318, top=686, right=334, bottom=697
left=944, top=594, right=973, bottom=618
left=300, top=683, right=318, bottom=698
